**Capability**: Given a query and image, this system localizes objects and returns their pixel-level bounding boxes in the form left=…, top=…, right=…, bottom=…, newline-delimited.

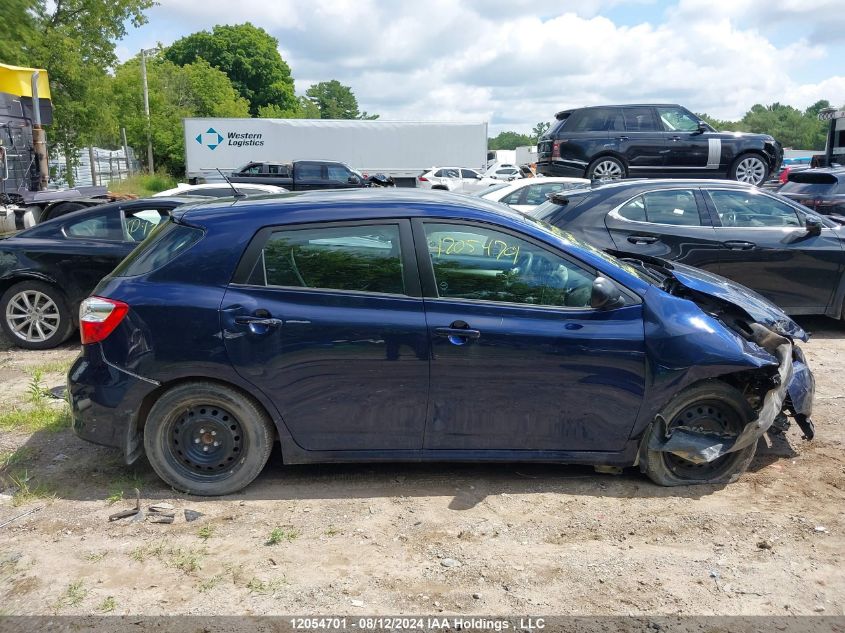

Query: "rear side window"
left=246, top=224, right=405, bottom=295
left=112, top=220, right=203, bottom=277
left=624, top=107, right=660, bottom=132
left=618, top=190, right=701, bottom=225
left=297, top=164, right=323, bottom=179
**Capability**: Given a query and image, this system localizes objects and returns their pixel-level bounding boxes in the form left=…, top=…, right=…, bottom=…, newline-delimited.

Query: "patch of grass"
left=129, top=541, right=166, bottom=563
left=0, top=447, right=36, bottom=471
left=107, top=172, right=177, bottom=197
left=266, top=527, right=299, bottom=545
left=7, top=471, right=55, bottom=507
left=245, top=576, right=287, bottom=595
left=97, top=596, right=116, bottom=613
left=197, top=525, right=214, bottom=541
left=61, top=580, right=87, bottom=607
left=105, top=489, right=123, bottom=505
left=169, top=546, right=206, bottom=574
left=0, top=405, right=71, bottom=434
left=27, top=369, right=50, bottom=406
left=324, top=525, right=340, bottom=537
left=83, top=551, right=107, bottom=563
left=30, top=360, right=73, bottom=375
left=196, top=573, right=225, bottom=593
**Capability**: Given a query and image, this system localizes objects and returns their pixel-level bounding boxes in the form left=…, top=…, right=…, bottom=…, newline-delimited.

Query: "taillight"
left=779, top=167, right=790, bottom=184
left=79, top=297, right=128, bottom=345
left=552, top=141, right=561, bottom=159
left=418, top=176, right=428, bottom=182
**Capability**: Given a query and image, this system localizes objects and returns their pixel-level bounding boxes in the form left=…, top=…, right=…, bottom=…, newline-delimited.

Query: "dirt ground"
left=0, top=318, right=843, bottom=617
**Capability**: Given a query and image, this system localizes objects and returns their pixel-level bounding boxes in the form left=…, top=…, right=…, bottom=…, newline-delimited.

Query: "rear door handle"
left=616, top=136, right=629, bottom=141
left=723, top=240, right=756, bottom=250
left=627, top=235, right=658, bottom=245
left=435, top=327, right=481, bottom=340
left=235, top=316, right=283, bottom=327
left=670, top=135, right=681, bottom=142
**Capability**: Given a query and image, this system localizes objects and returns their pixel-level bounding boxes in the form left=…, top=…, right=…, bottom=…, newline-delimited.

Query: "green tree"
left=165, top=23, right=296, bottom=116
left=2, top=0, right=154, bottom=182
left=488, top=131, right=534, bottom=151
left=531, top=121, right=550, bottom=141
left=108, top=53, right=249, bottom=174
left=305, top=80, right=378, bottom=119
left=257, top=97, right=320, bottom=119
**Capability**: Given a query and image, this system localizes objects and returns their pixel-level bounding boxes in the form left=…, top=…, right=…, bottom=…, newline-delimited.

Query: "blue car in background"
left=67, top=190, right=815, bottom=495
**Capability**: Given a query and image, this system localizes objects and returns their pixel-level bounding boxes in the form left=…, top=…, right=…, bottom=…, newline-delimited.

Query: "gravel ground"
left=0, top=317, right=843, bottom=617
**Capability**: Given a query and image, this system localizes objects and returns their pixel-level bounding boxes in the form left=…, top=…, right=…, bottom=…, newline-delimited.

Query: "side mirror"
left=348, top=176, right=360, bottom=184
left=590, top=276, right=626, bottom=310
left=805, top=216, right=823, bottom=236
left=476, top=174, right=483, bottom=179
left=696, top=123, right=709, bottom=134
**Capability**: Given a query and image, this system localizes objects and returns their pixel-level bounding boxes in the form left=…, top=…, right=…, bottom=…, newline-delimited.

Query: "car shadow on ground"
left=2, top=424, right=803, bottom=512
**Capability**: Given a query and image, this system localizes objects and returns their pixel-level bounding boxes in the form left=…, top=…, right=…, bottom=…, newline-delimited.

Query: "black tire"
left=143, top=382, right=276, bottom=496
left=586, top=156, right=626, bottom=180
left=0, top=280, right=75, bottom=350
left=728, top=152, right=769, bottom=186
left=44, top=201, right=87, bottom=222
left=642, top=381, right=756, bottom=486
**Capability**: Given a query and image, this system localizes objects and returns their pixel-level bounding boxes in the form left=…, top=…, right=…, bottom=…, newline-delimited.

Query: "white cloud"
left=127, top=0, right=845, bottom=133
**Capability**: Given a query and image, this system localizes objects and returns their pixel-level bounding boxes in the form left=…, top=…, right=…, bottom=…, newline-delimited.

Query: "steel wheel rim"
left=735, top=157, right=766, bottom=184
left=167, top=405, right=245, bottom=480
left=664, top=399, right=743, bottom=479
left=593, top=160, right=623, bottom=179
left=5, top=290, right=61, bottom=343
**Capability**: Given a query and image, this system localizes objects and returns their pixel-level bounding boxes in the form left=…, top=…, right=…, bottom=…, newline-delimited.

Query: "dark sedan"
left=532, top=179, right=845, bottom=318
left=0, top=196, right=200, bottom=349
left=778, top=168, right=845, bottom=222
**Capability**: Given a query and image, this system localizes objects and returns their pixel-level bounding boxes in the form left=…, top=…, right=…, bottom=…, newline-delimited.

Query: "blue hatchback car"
left=68, top=190, right=815, bottom=495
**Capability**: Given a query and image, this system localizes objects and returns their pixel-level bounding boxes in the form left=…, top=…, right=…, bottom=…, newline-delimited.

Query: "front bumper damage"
left=649, top=323, right=815, bottom=464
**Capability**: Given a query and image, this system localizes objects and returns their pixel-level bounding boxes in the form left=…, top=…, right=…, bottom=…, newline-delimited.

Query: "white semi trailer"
left=184, top=118, right=489, bottom=187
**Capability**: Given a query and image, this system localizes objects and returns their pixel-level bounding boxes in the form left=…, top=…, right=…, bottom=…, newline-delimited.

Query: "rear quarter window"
left=112, top=219, right=203, bottom=277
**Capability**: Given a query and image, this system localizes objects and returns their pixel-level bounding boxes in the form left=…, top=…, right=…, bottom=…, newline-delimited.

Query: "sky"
left=116, top=0, right=845, bottom=135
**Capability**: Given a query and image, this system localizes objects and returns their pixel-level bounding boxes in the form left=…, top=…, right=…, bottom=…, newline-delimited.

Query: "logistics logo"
left=195, top=127, right=224, bottom=150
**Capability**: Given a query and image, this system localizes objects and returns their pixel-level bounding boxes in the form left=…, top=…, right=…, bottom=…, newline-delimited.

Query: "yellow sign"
left=0, top=63, right=52, bottom=100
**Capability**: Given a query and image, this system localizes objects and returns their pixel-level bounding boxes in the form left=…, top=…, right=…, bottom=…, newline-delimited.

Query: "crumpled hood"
left=667, top=262, right=807, bottom=341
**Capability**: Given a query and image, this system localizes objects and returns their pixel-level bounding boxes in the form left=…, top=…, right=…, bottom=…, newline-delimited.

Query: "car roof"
left=564, top=178, right=756, bottom=195
left=555, top=104, right=683, bottom=118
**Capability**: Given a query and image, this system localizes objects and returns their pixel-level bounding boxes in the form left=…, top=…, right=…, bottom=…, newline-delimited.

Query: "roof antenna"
left=215, top=168, right=246, bottom=199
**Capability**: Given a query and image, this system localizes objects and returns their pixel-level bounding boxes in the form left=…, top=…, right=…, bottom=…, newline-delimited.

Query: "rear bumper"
left=68, top=344, right=158, bottom=460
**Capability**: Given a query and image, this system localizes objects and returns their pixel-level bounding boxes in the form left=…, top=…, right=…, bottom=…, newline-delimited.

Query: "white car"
left=417, top=167, right=499, bottom=193
left=152, top=182, right=288, bottom=198
left=487, top=166, right=523, bottom=181
left=473, top=177, right=590, bottom=213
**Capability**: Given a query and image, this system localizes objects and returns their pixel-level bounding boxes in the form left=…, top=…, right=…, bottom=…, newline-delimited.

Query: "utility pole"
left=121, top=127, right=132, bottom=176
left=140, top=48, right=155, bottom=174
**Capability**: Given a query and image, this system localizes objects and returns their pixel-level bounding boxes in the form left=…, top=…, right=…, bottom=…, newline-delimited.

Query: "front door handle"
left=628, top=235, right=658, bottom=245
left=616, top=136, right=629, bottom=141
left=434, top=321, right=481, bottom=346
left=670, top=135, right=682, bottom=142
left=723, top=240, right=756, bottom=250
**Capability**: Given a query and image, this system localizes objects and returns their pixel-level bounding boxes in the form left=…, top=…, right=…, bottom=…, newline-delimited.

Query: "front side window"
left=461, top=169, right=480, bottom=179
left=248, top=224, right=405, bottom=295
left=523, top=183, right=572, bottom=205
left=327, top=165, right=352, bottom=181
left=617, top=190, right=701, bottom=226
left=707, top=190, right=803, bottom=228
left=623, top=107, right=659, bottom=132
left=423, top=222, right=595, bottom=308
left=64, top=212, right=123, bottom=241
left=656, top=107, right=700, bottom=132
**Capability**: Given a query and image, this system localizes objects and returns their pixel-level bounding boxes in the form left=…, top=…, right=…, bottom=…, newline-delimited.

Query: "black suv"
left=537, top=104, right=783, bottom=186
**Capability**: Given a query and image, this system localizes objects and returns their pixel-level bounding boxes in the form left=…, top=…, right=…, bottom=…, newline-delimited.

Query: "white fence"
left=49, top=146, right=140, bottom=188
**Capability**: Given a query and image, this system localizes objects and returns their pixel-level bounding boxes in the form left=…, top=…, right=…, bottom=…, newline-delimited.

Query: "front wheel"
left=642, top=381, right=756, bottom=486
left=143, top=382, right=276, bottom=496
left=586, top=156, right=626, bottom=180
left=729, top=153, right=769, bottom=185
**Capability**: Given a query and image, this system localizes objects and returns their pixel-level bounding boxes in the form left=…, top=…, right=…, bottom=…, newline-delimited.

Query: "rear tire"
left=729, top=153, right=769, bottom=186
left=586, top=156, right=626, bottom=180
left=44, top=201, right=87, bottom=222
left=0, top=280, right=75, bottom=350
left=143, top=382, right=276, bottom=496
left=642, top=381, right=756, bottom=486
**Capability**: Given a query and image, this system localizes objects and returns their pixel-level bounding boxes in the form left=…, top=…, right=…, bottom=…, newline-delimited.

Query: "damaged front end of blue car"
left=627, top=257, right=815, bottom=469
